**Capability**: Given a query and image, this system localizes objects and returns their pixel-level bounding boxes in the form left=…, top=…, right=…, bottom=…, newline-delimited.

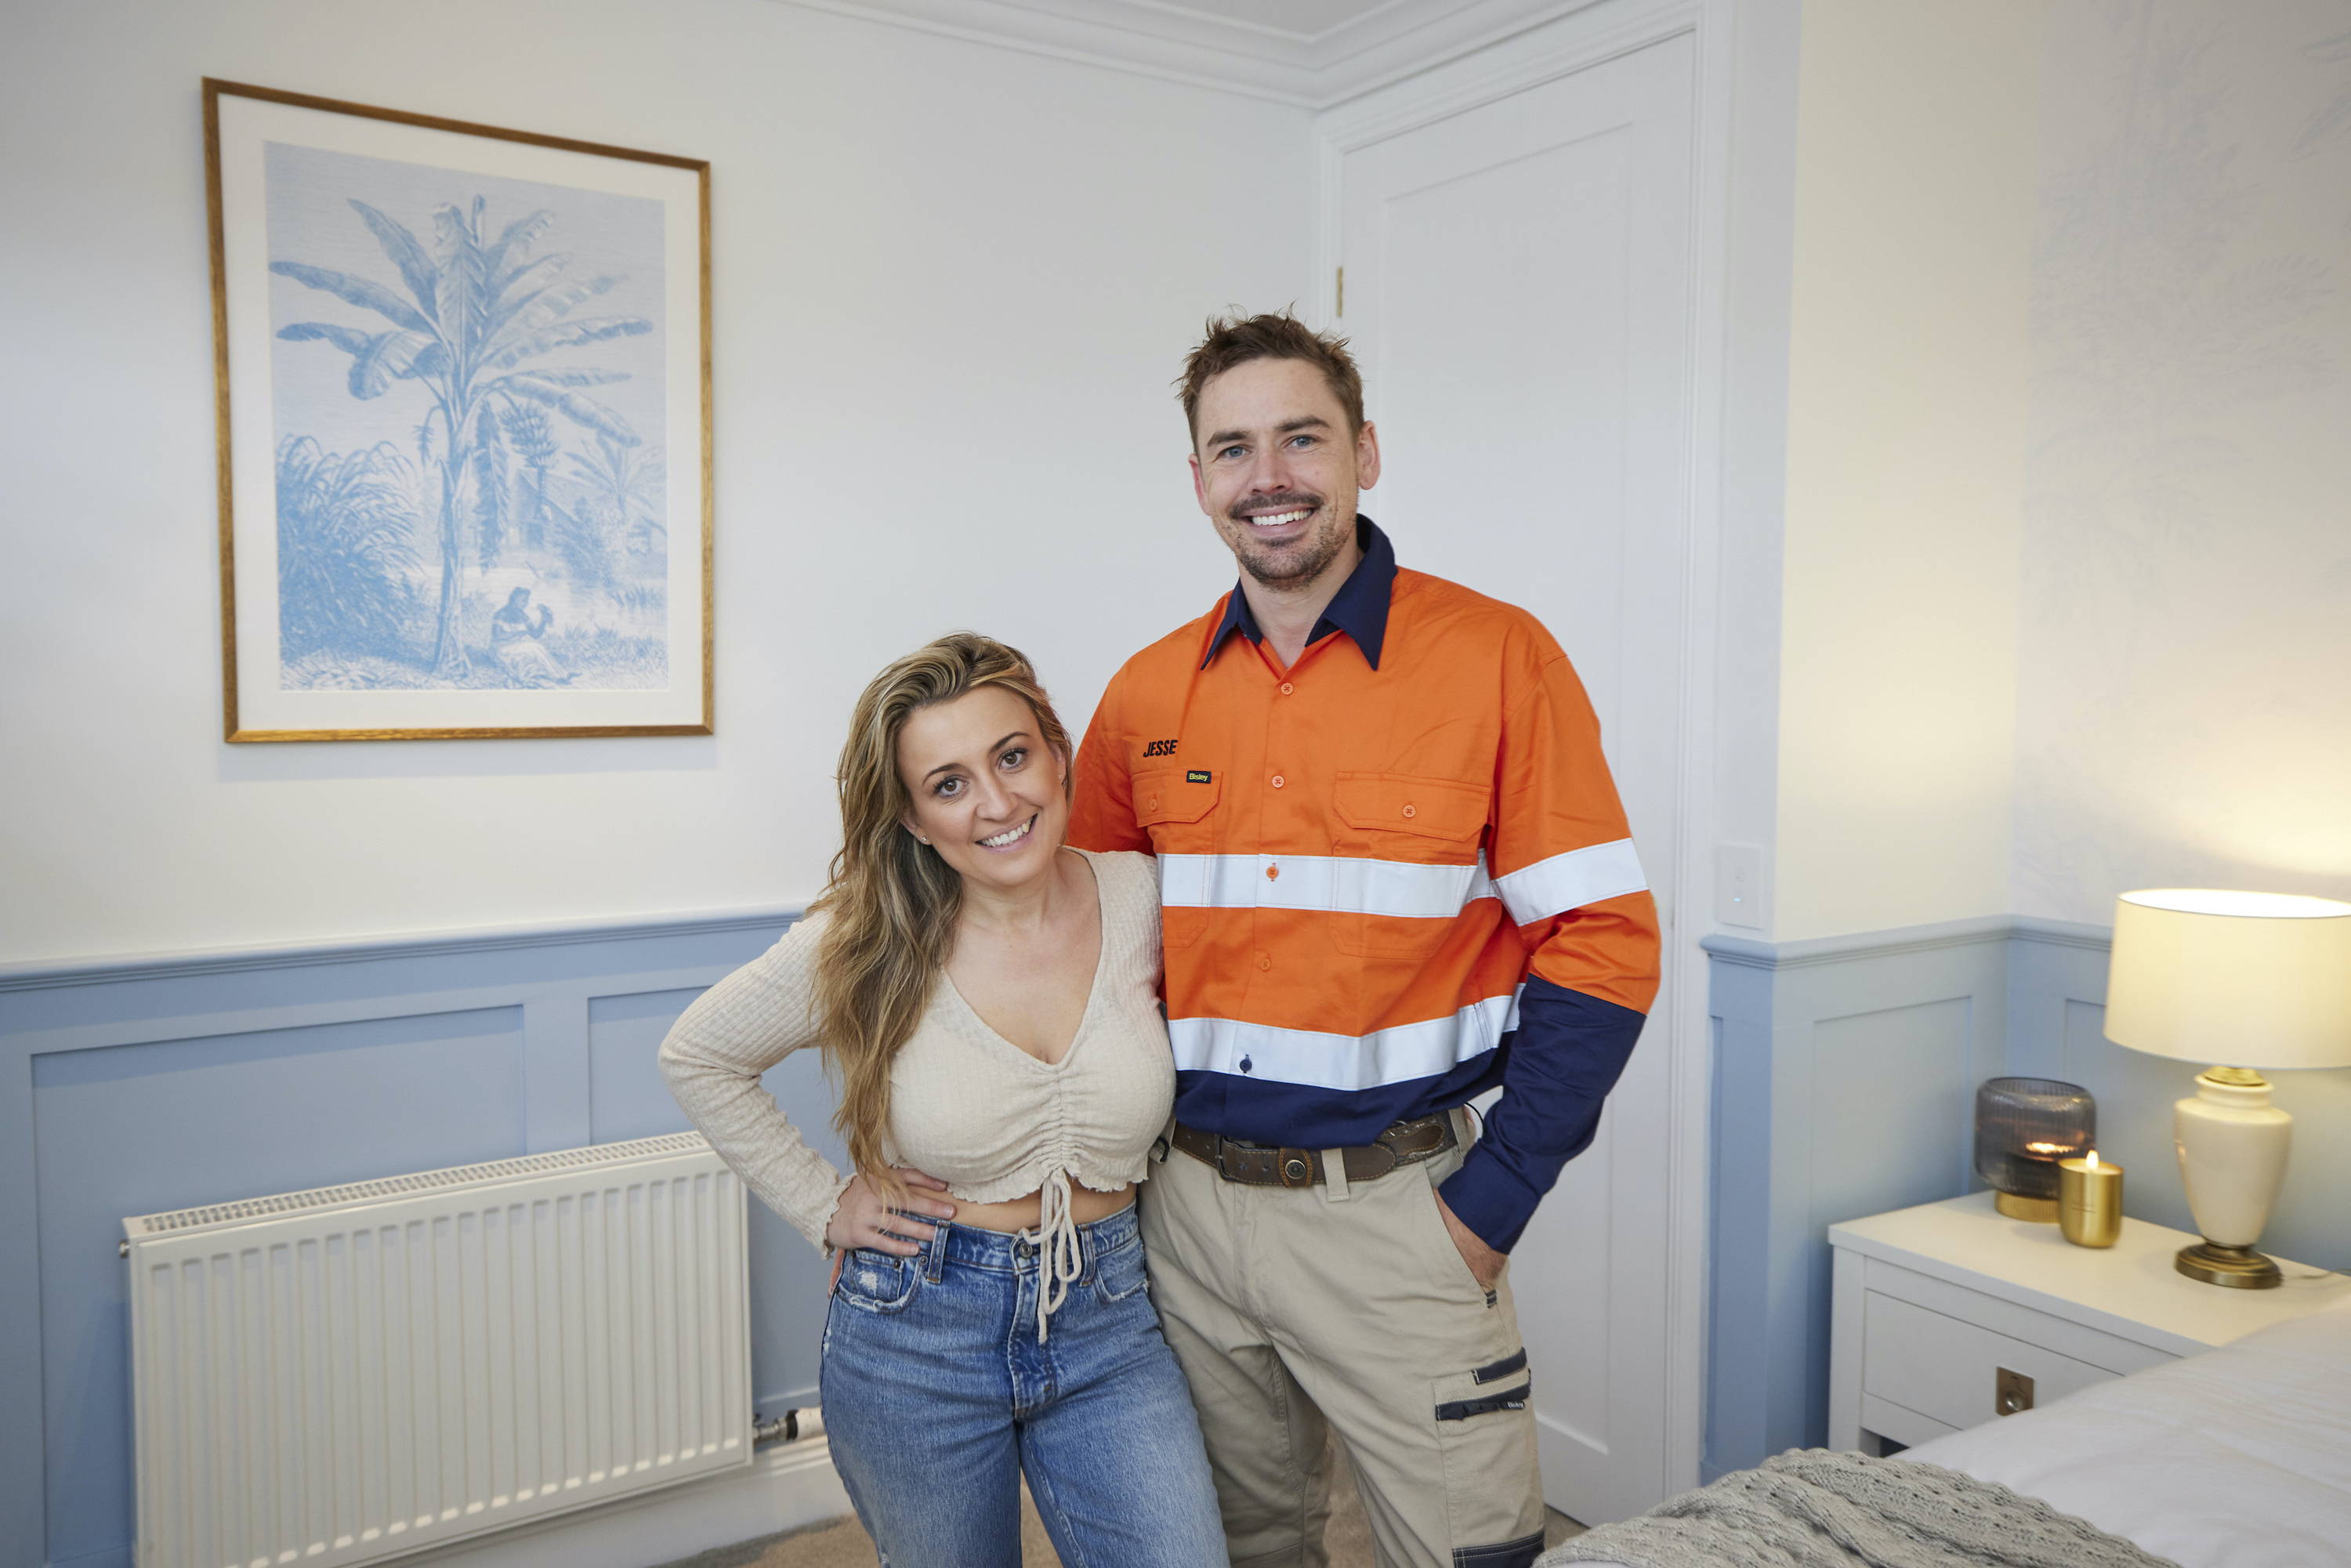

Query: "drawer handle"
left=1994, top=1367, right=2034, bottom=1417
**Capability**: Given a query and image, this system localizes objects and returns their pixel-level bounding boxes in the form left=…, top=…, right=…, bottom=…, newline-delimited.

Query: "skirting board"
left=45, top=1441, right=850, bottom=1568
left=400, top=1436, right=851, bottom=1568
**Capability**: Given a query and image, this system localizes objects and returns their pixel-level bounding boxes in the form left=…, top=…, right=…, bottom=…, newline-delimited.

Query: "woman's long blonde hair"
left=811, top=632, right=1075, bottom=1192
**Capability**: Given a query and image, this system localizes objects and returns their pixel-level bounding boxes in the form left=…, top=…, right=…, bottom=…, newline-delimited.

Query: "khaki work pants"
left=1139, top=1117, right=1546, bottom=1568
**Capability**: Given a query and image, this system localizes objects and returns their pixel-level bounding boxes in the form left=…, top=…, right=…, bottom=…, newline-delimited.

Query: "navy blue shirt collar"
left=1201, top=516, right=1396, bottom=672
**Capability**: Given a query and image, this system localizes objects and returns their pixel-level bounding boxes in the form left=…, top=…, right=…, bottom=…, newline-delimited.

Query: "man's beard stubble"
left=1227, top=495, right=1351, bottom=589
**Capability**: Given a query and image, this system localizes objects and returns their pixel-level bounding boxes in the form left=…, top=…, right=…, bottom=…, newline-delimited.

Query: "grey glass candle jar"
left=1974, top=1077, right=2096, bottom=1222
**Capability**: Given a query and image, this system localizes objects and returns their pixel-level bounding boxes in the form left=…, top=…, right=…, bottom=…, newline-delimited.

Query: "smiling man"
left=1069, top=313, right=1661, bottom=1568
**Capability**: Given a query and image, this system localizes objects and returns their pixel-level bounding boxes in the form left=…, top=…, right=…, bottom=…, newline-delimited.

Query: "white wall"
left=2012, top=0, right=2351, bottom=925
left=1709, top=0, right=1803, bottom=929
left=0, top=0, right=1313, bottom=963
left=15, top=0, right=2337, bottom=964
left=1766, top=0, right=2351, bottom=940
left=1770, top=0, right=2044, bottom=941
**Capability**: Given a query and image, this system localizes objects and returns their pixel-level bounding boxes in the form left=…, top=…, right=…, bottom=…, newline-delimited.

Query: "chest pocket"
left=1136, top=768, right=1221, bottom=950
left=1329, top=773, right=1490, bottom=959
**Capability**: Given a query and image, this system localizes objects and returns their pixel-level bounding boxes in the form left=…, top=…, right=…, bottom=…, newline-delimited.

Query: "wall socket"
left=1714, top=844, right=1765, bottom=929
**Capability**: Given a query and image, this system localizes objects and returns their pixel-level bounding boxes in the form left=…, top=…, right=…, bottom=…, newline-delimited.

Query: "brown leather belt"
left=1169, top=1112, right=1457, bottom=1188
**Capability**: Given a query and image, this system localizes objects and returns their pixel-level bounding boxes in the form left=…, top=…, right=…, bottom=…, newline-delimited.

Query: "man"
left=1068, top=314, right=1660, bottom=1568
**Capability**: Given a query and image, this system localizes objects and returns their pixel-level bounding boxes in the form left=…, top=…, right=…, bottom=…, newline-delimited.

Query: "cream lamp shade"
left=2105, top=888, right=2351, bottom=1288
left=2105, top=890, right=2351, bottom=1069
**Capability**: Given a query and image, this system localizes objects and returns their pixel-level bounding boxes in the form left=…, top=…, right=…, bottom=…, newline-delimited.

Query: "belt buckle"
left=1277, top=1148, right=1313, bottom=1188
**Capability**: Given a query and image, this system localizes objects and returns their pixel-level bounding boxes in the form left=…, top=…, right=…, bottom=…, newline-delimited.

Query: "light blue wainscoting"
left=1699, top=918, right=2012, bottom=1479
left=1701, top=915, right=2351, bottom=1482
left=0, top=911, right=832, bottom=1568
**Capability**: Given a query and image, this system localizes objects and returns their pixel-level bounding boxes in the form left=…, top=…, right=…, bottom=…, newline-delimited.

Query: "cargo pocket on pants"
left=1430, top=1350, right=1542, bottom=1567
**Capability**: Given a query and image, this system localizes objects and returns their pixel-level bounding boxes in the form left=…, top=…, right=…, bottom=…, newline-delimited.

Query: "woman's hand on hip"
left=826, top=1168, right=955, bottom=1258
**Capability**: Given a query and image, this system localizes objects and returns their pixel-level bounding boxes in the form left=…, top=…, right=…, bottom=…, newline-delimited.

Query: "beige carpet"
left=657, top=1439, right=1584, bottom=1567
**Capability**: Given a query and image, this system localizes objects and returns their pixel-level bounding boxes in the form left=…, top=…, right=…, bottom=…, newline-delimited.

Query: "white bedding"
left=1901, top=1295, right=2351, bottom=1567
left=1555, top=1297, right=2351, bottom=1568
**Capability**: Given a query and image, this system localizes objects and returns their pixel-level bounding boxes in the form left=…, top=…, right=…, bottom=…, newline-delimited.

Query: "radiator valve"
left=753, top=1407, right=824, bottom=1446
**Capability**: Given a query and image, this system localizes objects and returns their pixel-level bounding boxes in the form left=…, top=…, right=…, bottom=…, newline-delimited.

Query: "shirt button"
left=1265, top=864, right=1281, bottom=881
left=1147, top=797, right=1159, bottom=811
left=1279, top=682, right=1294, bottom=695
left=1271, top=775, right=1285, bottom=788
left=1403, top=804, right=1417, bottom=819
left=1256, top=953, right=1271, bottom=971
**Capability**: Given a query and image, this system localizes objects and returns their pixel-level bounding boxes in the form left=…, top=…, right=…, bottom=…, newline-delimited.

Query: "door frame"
left=1310, top=0, right=1738, bottom=1503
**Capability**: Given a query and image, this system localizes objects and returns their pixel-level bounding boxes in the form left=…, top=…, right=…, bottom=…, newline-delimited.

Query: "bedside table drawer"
left=1864, top=1291, right=2117, bottom=1432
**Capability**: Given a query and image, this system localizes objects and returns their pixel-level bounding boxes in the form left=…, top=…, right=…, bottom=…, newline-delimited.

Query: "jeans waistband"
left=915, top=1197, right=1138, bottom=1281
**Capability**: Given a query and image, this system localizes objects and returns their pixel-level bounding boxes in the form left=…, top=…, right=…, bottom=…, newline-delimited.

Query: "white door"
left=1335, top=32, right=1695, bottom=1525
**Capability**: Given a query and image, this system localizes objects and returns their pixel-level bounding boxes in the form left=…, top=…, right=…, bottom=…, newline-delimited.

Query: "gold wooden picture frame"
left=205, top=79, right=712, bottom=741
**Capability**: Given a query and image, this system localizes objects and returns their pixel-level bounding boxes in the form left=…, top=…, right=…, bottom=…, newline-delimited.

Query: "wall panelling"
left=1, top=914, right=826, bottom=1568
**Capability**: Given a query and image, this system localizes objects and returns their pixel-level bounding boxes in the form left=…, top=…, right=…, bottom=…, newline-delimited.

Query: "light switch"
left=1714, top=844, right=1764, bottom=929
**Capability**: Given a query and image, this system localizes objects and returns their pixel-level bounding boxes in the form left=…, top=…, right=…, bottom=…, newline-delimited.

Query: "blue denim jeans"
left=820, top=1202, right=1226, bottom=1567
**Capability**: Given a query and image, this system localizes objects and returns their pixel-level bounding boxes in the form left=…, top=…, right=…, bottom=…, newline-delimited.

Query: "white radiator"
left=122, top=1133, right=752, bottom=1568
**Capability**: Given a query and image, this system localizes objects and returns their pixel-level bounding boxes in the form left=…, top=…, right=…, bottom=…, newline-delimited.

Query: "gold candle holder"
left=2059, top=1152, right=2124, bottom=1248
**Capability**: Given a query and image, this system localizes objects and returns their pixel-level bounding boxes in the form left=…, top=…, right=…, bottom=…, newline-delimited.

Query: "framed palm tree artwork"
left=205, top=79, right=712, bottom=740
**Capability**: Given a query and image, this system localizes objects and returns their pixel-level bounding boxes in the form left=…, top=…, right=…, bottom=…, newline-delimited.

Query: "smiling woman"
left=657, top=633, right=1226, bottom=1566
left=899, top=685, right=1074, bottom=894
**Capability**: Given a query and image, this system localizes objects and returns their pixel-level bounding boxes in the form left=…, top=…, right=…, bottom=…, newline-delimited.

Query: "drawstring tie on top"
left=1019, top=1169, right=1085, bottom=1342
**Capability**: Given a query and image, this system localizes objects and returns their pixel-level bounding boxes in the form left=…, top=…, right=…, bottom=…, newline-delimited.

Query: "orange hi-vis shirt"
left=1069, top=519, right=1660, bottom=1252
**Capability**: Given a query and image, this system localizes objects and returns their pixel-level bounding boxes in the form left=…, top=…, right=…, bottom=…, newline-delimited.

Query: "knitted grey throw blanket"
left=1538, top=1450, right=2179, bottom=1568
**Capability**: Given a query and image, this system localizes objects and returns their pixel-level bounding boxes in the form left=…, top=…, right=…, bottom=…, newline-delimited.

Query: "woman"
left=658, top=633, right=1223, bottom=1566
left=489, top=587, right=571, bottom=686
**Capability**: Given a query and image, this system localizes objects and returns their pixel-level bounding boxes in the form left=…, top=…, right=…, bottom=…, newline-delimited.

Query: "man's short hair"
left=1179, top=312, right=1365, bottom=443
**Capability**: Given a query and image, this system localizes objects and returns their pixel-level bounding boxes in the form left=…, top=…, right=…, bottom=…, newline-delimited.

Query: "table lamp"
left=2104, top=889, right=2351, bottom=1288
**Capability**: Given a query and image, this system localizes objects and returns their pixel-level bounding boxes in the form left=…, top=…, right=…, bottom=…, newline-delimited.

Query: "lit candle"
left=2001, top=1141, right=2078, bottom=1216
left=2059, top=1150, right=2124, bottom=1248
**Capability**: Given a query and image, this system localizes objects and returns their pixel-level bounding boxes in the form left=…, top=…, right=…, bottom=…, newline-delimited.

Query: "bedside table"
left=1828, top=1190, right=2349, bottom=1453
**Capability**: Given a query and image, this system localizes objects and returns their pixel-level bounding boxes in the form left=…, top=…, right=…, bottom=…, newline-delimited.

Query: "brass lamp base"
left=2175, top=1241, right=2283, bottom=1290
left=1994, top=1191, right=2060, bottom=1223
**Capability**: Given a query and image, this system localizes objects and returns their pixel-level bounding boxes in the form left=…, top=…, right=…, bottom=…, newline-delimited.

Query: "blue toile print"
left=265, top=143, right=668, bottom=690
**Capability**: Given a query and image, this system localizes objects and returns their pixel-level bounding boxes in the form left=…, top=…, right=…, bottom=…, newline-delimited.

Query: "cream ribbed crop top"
left=657, top=849, right=1173, bottom=1334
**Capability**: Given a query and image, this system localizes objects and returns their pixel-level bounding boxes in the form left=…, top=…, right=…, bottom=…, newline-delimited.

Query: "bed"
left=1545, top=1294, right=2351, bottom=1567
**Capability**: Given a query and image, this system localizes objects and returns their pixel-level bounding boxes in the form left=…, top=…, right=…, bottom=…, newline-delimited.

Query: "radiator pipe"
left=753, top=1406, right=824, bottom=1447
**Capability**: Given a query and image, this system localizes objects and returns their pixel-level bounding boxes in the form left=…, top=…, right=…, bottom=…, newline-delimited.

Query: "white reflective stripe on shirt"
left=1491, top=838, right=1647, bottom=927
left=1166, top=988, right=1522, bottom=1092
left=1157, top=852, right=1494, bottom=921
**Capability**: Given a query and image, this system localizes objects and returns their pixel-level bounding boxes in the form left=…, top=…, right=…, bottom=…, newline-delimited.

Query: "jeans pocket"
left=835, top=1249, right=919, bottom=1314
left=1091, top=1232, right=1152, bottom=1305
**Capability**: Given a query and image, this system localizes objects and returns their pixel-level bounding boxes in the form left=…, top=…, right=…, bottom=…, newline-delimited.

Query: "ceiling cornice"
left=780, top=0, right=1599, bottom=109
